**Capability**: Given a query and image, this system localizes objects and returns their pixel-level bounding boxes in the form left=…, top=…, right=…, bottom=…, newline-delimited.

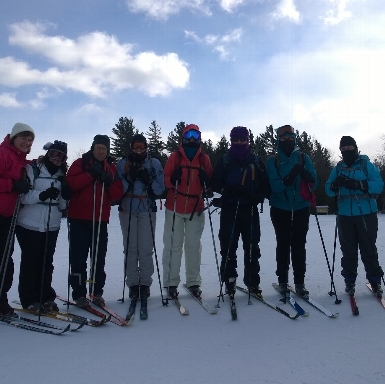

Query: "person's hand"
left=100, top=171, right=113, bottom=188
left=343, top=178, right=368, bottom=191
left=137, top=168, right=151, bottom=186
left=283, top=163, right=304, bottom=186
left=202, top=188, right=214, bottom=199
left=39, top=187, right=60, bottom=201
left=332, top=175, right=346, bottom=189
left=300, top=169, right=314, bottom=183
left=170, top=167, right=182, bottom=186
left=88, top=162, right=103, bottom=179
left=12, top=179, right=31, bottom=194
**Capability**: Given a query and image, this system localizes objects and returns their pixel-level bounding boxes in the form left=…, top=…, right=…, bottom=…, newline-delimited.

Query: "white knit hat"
left=10, top=123, right=35, bottom=140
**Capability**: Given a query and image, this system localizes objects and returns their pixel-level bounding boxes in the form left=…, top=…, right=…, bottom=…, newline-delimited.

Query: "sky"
left=1, top=0, right=385, bottom=163
left=2, top=205, right=385, bottom=383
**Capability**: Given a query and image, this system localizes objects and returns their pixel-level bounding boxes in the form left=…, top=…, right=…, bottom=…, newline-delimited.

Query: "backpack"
left=336, top=156, right=368, bottom=177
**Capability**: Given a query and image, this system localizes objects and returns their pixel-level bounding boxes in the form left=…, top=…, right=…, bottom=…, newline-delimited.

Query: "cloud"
left=0, top=92, right=22, bottom=108
left=321, top=0, right=352, bottom=25
left=0, top=21, right=189, bottom=99
left=271, top=0, right=301, bottom=23
left=219, top=0, right=246, bottom=13
left=184, top=28, right=243, bottom=60
left=125, top=0, right=211, bottom=20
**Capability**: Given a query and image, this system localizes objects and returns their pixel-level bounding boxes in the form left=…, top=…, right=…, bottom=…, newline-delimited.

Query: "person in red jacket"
left=67, top=135, right=122, bottom=307
left=0, top=123, right=35, bottom=315
left=162, top=124, right=213, bottom=298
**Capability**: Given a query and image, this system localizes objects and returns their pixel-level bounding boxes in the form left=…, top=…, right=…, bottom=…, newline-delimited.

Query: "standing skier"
left=67, top=135, right=122, bottom=307
left=266, top=125, right=318, bottom=297
left=0, top=123, right=34, bottom=315
left=211, top=126, right=270, bottom=295
left=16, top=141, right=71, bottom=311
left=162, top=124, right=213, bottom=298
left=117, top=134, right=165, bottom=301
left=325, top=136, right=384, bottom=296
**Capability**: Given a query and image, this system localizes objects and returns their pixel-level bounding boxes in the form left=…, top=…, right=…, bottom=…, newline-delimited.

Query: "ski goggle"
left=47, top=149, right=67, bottom=163
left=276, top=125, right=294, bottom=137
left=231, top=137, right=248, bottom=143
left=183, top=130, right=201, bottom=141
left=132, top=142, right=146, bottom=151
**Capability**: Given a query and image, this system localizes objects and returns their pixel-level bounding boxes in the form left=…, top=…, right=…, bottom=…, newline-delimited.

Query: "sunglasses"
left=47, top=149, right=67, bottom=163
left=132, top=143, right=146, bottom=151
left=231, top=137, right=248, bottom=143
left=183, top=130, right=201, bottom=141
left=277, top=125, right=294, bottom=137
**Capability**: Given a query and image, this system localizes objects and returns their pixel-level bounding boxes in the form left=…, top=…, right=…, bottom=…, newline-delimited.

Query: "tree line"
left=110, top=116, right=385, bottom=212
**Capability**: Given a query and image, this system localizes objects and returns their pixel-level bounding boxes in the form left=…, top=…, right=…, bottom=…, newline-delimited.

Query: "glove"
left=283, top=164, right=304, bottom=186
left=128, top=165, right=140, bottom=182
left=12, top=179, right=31, bottom=194
left=202, top=188, right=214, bottom=199
left=88, top=162, right=103, bottom=179
left=223, top=186, right=250, bottom=199
left=100, top=171, right=113, bottom=189
left=170, top=167, right=182, bottom=186
left=343, top=178, right=367, bottom=191
left=39, top=187, right=60, bottom=202
left=137, top=168, right=151, bottom=186
left=300, top=169, right=314, bottom=183
left=331, top=175, right=346, bottom=189
left=198, top=168, right=210, bottom=188
left=61, top=184, right=72, bottom=200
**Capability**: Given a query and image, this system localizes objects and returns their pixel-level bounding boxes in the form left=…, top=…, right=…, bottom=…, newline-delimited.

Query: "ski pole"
left=38, top=182, right=54, bottom=321
left=247, top=164, right=255, bottom=305
left=87, top=181, right=97, bottom=295
left=118, top=195, right=133, bottom=303
left=329, top=194, right=339, bottom=297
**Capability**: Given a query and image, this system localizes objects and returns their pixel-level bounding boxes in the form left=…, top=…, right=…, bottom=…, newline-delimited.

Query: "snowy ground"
left=2, top=203, right=385, bottom=384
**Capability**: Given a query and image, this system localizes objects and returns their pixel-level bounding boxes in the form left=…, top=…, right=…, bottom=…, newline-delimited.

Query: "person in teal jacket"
left=266, top=125, right=318, bottom=297
left=325, top=136, right=384, bottom=297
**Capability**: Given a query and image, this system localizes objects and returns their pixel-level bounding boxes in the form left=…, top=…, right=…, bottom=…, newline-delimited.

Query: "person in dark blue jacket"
left=211, top=126, right=270, bottom=296
left=266, top=125, right=318, bottom=297
left=325, top=136, right=384, bottom=296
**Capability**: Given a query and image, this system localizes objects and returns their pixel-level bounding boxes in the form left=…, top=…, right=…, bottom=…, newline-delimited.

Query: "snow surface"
left=2, top=204, right=385, bottom=384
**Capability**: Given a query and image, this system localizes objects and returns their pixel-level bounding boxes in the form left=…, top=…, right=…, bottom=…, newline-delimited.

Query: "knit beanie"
left=10, top=123, right=35, bottom=140
left=230, top=126, right=249, bottom=140
left=91, top=134, right=110, bottom=153
left=339, top=136, right=357, bottom=149
left=131, top=134, right=147, bottom=148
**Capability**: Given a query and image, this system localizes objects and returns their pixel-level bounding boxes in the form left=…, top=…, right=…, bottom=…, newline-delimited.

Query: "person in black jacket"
left=211, top=126, right=270, bottom=296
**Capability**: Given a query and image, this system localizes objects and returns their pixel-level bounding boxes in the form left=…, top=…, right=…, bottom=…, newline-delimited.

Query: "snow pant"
left=16, top=226, right=58, bottom=309
left=0, top=216, right=14, bottom=308
left=270, top=206, right=310, bottom=285
left=69, top=219, right=108, bottom=300
left=338, top=213, right=383, bottom=281
left=162, top=208, right=204, bottom=288
left=119, top=211, right=155, bottom=288
left=219, top=204, right=261, bottom=287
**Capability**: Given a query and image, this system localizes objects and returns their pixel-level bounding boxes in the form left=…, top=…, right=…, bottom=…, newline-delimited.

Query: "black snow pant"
left=219, top=203, right=261, bottom=287
left=270, top=206, right=310, bottom=285
left=69, top=219, right=108, bottom=300
left=0, top=216, right=15, bottom=308
left=16, top=226, right=58, bottom=309
left=338, top=213, right=383, bottom=282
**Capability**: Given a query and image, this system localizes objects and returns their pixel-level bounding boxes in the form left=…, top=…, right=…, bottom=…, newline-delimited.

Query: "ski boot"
left=188, top=285, right=202, bottom=298
left=295, top=284, right=309, bottom=298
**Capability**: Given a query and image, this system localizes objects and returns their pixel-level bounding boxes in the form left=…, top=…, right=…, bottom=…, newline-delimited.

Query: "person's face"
left=13, top=135, right=34, bottom=154
left=93, top=144, right=108, bottom=161
left=340, top=145, right=355, bottom=152
left=131, top=142, right=146, bottom=154
left=230, top=137, right=248, bottom=145
left=279, top=136, right=294, bottom=142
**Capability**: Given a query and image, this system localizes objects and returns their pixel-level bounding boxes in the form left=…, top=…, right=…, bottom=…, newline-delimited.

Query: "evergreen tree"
left=111, top=117, right=138, bottom=158
left=255, top=125, right=276, bottom=163
left=146, top=120, right=168, bottom=167
left=201, top=138, right=215, bottom=162
left=212, top=135, right=229, bottom=167
left=166, top=121, right=185, bottom=153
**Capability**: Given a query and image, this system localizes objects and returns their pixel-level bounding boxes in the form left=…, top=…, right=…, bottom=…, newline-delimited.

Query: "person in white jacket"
left=16, top=141, right=71, bottom=311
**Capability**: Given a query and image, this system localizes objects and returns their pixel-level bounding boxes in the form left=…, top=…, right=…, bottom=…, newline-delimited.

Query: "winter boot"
left=345, top=281, right=356, bottom=295
left=247, top=285, right=262, bottom=296
left=369, top=281, right=383, bottom=297
left=26, top=302, right=42, bottom=312
left=225, top=278, right=236, bottom=295
left=43, top=300, right=59, bottom=311
left=91, top=294, right=105, bottom=306
left=0, top=301, right=14, bottom=316
left=140, top=285, right=150, bottom=299
left=188, top=285, right=202, bottom=298
left=75, top=297, right=88, bottom=308
left=295, top=284, right=309, bottom=298
left=277, top=283, right=288, bottom=295
left=129, top=285, right=140, bottom=300
left=168, top=286, right=178, bottom=298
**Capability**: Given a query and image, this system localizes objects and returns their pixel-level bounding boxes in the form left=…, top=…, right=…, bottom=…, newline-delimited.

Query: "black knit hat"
left=131, top=134, right=147, bottom=148
left=339, top=136, right=357, bottom=149
left=91, top=134, right=110, bottom=153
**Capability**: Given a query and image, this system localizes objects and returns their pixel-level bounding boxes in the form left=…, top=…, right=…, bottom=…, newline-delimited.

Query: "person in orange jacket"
left=162, top=124, right=213, bottom=298
left=67, top=135, right=122, bottom=307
